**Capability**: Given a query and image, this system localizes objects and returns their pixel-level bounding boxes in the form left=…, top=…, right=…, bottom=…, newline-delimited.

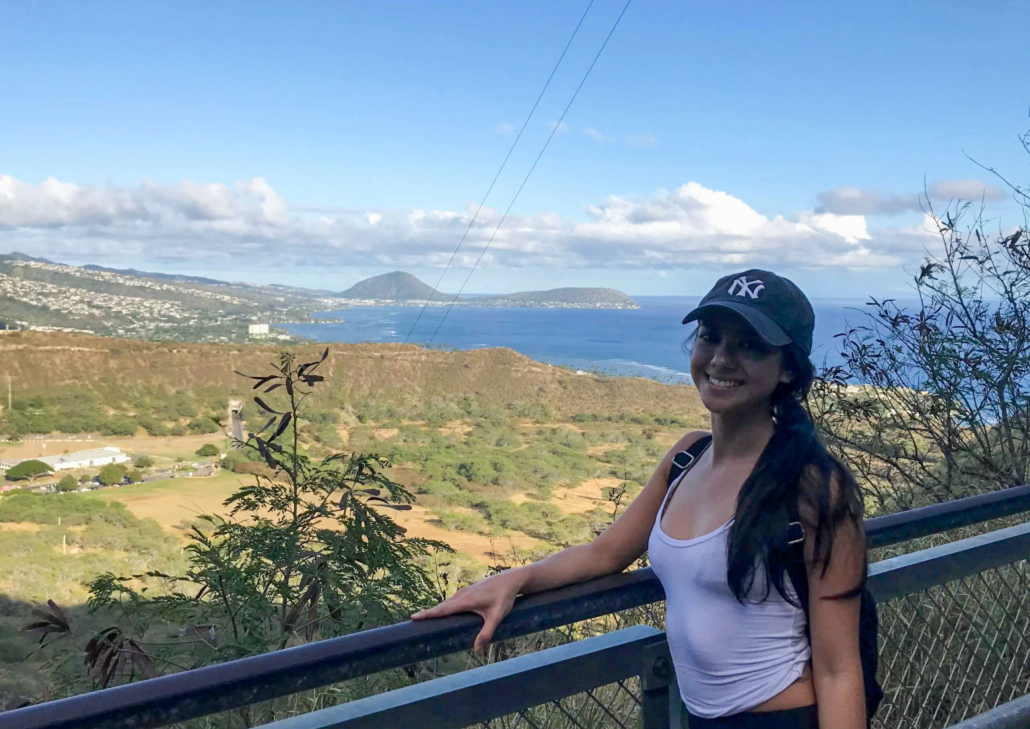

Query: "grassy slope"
left=94, top=471, right=243, bottom=528
left=0, top=332, right=707, bottom=421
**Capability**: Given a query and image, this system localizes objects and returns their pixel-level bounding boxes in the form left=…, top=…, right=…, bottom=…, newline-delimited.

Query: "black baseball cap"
left=682, top=269, right=815, bottom=355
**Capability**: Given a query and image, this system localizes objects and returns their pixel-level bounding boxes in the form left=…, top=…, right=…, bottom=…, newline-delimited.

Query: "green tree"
left=97, top=463, right=128, bottom=486
left=5, top=460, right=52, bottom=482
left=140, top=419, right=169, bottom=437
left=132, top=454, right=154, bottom=469
left=127, top=469, right=144, bottom=483
left=56, top=474, right=79, bottom=492
left=29, top=348, right=450, bottom=699
left=101, top=416, right=138, bottom=437
left=220, top=448, right=254, bottom=473
left=195, top=443, right=219, bottom=457
left=187, top=417, right=218, bottom=435
left=812, top=129, right=1030, bottom=513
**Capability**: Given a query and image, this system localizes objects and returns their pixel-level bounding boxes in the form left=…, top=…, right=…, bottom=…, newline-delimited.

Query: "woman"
left=413, top=270, right=868, bottom=729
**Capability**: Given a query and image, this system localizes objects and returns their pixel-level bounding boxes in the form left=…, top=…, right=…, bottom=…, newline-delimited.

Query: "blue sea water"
left=282, top=296, right=876, bottom=385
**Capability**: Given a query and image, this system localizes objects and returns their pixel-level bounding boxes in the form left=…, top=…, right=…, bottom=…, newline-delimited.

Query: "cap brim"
left=682, top=301, right=792, bottom=347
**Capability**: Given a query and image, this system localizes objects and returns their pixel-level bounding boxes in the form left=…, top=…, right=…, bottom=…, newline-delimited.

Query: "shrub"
left=101, top=416, right=139, bottom=437
left=187, top=417, right=218, bottom=435
left=220, top=449, right=251, bottom=473
left=97, top=463, right=128, bottom=486
left=420, top=480, right=476, bottom=507
left=195, top=443, right=219, bottom=457
left=169, top=425, right=187, bottom=437
left=0, top=493, right=135, bottom=526
left=132, top=454, right=154, bottom=469
left=433, top=509, right=493, bottom=536
left=141, top=420, right=169, bottom=437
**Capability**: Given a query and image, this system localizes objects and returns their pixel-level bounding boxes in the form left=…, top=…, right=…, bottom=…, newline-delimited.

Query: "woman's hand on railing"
left=411, top=568, right=526, bottom=654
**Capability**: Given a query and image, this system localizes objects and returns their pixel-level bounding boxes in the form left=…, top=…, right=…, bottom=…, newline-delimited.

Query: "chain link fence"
left=875, top=559, right=1030, bottom=728
left=478, top=679, right=642, bottom=729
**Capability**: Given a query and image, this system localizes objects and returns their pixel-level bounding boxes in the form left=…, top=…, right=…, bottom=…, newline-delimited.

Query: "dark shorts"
left=683, top=704, right=818, bottom=729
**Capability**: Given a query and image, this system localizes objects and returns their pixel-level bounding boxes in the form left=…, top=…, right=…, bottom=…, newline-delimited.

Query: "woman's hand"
left=411, top=568, right=526, bottom=653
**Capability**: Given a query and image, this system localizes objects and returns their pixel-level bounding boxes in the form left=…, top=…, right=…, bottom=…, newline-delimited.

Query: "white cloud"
left=927, top=179, right=1005, bottom=202
left=496, top=122, right=516, bottom=134
left=796, top=212, right=870, bottom=244
left=584, top=127, right=608, bottom=142
left=0, top=175, right=942, bottom=273
left=815, top=187, right=921, bottom=216
left=815, top=179, right=1005, bottom=216
left=548, top=121, right=569, bottom=134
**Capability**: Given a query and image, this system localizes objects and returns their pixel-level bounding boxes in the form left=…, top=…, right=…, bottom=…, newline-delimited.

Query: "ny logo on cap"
left=728, top=276, right=765, bottom=299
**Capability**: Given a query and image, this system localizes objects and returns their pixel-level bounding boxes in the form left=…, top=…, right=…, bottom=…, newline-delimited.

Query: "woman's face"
left=690, top=310, right=792, bottom=416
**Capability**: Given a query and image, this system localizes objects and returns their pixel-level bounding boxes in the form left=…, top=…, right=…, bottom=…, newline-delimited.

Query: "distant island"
left=337, top=271, right=639, bottom=310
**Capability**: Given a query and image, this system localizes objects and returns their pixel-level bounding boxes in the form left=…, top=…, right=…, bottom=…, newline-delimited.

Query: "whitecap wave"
left=604, top=359, right=693, bottom=381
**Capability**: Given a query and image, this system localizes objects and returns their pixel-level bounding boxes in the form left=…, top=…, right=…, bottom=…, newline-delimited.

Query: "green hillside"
left=0, top=253, right=331, bottom=341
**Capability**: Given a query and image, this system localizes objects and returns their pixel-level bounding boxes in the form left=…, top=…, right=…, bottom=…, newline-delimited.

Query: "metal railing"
left=946, top=694, right=1030, bottom=729
left=1, top=485, right=1028, bottom=729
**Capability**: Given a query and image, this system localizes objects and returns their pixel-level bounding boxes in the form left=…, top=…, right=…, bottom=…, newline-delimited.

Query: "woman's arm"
left=804, top=497, right=867, bottom=729
left=412, top=430, right=710, bottom=651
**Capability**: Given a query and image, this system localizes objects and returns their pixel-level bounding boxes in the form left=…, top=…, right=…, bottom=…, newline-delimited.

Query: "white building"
left=248, top=323, right=270, bottom=337
left=0, top=446, right=130, bottom=473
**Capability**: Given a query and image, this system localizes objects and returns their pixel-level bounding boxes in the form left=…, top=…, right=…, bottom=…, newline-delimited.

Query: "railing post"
left=640, top=639, right=674, bottom=729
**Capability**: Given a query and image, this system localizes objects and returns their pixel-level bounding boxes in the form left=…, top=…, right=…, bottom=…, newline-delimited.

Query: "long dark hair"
left=725, top=343, right=866, bottom=606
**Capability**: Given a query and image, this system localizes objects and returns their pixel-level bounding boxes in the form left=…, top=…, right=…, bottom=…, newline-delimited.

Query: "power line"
left=361, top=0, right=598, bottom=409
left=396, top=0, right=597, bottom=348
left=399, top=0, right=633, bottom=394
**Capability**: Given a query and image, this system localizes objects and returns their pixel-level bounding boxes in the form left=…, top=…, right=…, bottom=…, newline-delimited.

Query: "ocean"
left=281, top=296, right=882, bottom=385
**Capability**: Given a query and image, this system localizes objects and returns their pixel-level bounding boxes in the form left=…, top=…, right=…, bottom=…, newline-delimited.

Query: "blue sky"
left=1, top=0, right=1027, bottom=298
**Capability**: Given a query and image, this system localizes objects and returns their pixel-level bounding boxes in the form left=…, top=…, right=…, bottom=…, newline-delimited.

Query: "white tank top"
left=648, top=463, right=811, bottom=718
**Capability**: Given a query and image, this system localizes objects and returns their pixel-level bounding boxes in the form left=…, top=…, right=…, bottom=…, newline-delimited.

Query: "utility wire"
left=399, top=0, right=633, bottom=393
left=361, top=0, right=598, bottom=411
left=396, top=0, right=597, bottom=348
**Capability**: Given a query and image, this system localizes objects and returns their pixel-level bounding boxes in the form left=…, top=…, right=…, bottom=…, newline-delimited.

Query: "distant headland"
left=337, top=271, right=639, bottom=310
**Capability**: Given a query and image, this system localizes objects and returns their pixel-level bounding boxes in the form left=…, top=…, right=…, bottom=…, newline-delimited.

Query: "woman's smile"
left=706, top=374, right=745, bottom=389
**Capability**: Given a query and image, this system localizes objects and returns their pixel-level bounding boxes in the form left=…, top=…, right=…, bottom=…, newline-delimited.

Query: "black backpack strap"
left=666, top=434, right=713, bottom=488
left=783, top=494, right=883, bottom=723
left=783, top=494, right=811, bottom=630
